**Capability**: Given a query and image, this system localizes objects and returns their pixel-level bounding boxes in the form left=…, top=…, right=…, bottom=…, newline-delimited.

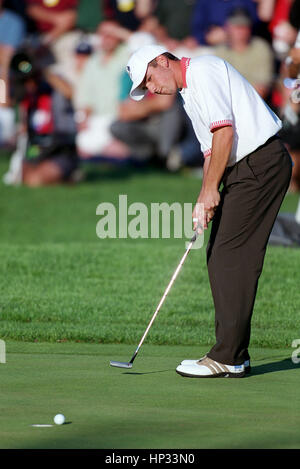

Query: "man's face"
left=227, top=23, right=251, bottom=44
left=144, top=60, right=178, bottom=96
left=98, top=23, right=121, bottom=54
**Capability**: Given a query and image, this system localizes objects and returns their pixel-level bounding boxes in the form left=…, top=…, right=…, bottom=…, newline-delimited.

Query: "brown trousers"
left=206, top=136, right=292, bottom=366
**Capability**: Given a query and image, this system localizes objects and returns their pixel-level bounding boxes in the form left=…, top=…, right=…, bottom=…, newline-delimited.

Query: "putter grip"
left=191, top=231, right=198, bottom=243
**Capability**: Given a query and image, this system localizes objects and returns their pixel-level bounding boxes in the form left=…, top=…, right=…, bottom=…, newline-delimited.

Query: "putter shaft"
left=110, top=231, right=199, bottom=369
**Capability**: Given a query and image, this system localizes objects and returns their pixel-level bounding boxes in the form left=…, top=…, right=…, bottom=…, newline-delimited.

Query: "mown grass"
left=1, top=342, right=299, bottom=449
left=0, top=157, right=299, bottom=348
left=1, top=156, right=300, bottom=451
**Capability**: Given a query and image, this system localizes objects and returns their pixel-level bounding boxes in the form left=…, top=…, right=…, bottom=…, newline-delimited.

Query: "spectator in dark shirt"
left=153, top=0, right=195, bottom=41
left=191, top=0, right=258, bottom=45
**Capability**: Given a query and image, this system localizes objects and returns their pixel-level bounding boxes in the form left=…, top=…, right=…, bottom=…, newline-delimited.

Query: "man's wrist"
left=202, top=177, right=219, bottom=192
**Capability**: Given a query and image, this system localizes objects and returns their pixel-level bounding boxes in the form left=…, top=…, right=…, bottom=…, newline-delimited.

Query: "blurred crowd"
left=1, top=0, right=300, bottom=191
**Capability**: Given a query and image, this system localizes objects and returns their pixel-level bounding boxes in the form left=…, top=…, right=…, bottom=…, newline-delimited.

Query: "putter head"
left=110, top=360, right=133, bottom=369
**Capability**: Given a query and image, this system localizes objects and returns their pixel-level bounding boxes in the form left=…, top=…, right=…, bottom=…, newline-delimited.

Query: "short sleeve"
left=194, top=58, right=234, bottom=133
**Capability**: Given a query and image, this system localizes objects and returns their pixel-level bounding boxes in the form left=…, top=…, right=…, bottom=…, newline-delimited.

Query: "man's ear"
left=156, top=54, right=169, bottom=68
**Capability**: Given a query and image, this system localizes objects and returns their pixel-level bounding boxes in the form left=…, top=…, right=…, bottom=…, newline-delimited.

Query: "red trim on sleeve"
left=180, top=57, right=191, bottom=88
left=210, top=120, right=233, bottom=133
left=203, top=149, right=212, bottom=158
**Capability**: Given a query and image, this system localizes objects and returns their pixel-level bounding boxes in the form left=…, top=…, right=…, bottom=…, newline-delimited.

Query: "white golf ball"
left=54, top=414, right=65, bottom=425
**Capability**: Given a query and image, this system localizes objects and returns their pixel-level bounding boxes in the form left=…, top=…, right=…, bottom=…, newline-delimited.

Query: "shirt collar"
left=180, top=57, right=191, bottom=89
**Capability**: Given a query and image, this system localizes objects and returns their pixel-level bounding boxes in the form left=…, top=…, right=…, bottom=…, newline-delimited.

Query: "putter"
left=110, top=226, right=201, bottom=369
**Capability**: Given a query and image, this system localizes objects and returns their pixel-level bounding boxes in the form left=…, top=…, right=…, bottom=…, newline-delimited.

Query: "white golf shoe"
left=176, top=356, right=245, bottom=378
left=180, top=356, right=251, bottom=374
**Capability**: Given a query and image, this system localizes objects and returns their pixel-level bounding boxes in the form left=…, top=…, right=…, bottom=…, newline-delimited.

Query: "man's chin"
left=156, top=90, right=175, bottom=95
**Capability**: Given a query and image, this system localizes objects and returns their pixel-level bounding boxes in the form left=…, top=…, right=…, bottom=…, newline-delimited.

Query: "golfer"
left=127, top=44, right=292, bottom=378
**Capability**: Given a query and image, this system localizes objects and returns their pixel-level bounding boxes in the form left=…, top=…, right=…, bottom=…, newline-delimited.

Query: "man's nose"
left=147, top=82, right=156, bottom=94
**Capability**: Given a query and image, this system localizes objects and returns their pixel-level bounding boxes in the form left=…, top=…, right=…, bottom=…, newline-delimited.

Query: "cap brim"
left=130, top=83, right=147, bottom=101
left=129, top=65, right=148, bottom=101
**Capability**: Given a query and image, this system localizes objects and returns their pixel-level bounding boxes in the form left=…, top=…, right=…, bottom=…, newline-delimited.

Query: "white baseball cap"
left=127, top=32, right=157, bottom=54
left=126, top=44, right=168, bottom=101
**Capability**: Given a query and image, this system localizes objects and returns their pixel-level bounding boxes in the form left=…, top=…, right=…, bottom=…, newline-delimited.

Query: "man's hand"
left=205, top=26, right=227, bottom=46
left=41, top=10, right=77, bottom=44
left=290, top=47, right=300, bottom=66
left=193, top=187, right=220, bottom=231
left=192, top=125, right=233, bottom=231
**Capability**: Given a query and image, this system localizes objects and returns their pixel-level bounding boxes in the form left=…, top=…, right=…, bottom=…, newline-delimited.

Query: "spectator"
left=289, top=0, right=300, bottom=30
left=279, top=28, right=300, bottom=192
left=50, top=37, right=94, bottom=104
left=249, top=0, right=274, bottom=42
left=111, top=87, right=184, bottom=164
left=0, top=0, right=26, bottom=145
left=26, top=0, right=99, bottom=94
left=74, top=21, right=131, bottom=158
left=254, top=0, right=276, bottom=22
left=3, top=49, right=80, bottom=186
left=24, top=2, right=81, bottom=98
left=191, top=0, right=258, bottom=46
left=73, top=40, right=94, bottom=76
left=164, top=111, right=204, bottom=172
left=3, top=0, right=26, bottom=15
left=214, top=7, right=275, bottom=100
left=153, top=0, right=195, bottom=42
left=102, top=21, right=202, bottom=168
left=76, top=0, right=105, bottom=33
left=104, top=0, right=154, bottom=31
left=3, top=0, right=37, bottom=32
left=25, top=0, right=78, bottom=45
left=268, top=0, right=297, bottom=59
left=45, top=31, right=96, bottom=90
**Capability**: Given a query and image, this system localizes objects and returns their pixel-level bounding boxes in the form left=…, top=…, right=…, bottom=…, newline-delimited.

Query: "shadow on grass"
left=249, top=358, right=299, bottom=376
left=81, top=158, right=166, bottom=183
left=122, top=369, right=173, bottom=375
left=123, top=360, right=300, bottom=377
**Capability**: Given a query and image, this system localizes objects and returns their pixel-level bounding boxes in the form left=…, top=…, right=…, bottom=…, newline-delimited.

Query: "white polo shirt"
left=179, top=55, right=282, bottom=167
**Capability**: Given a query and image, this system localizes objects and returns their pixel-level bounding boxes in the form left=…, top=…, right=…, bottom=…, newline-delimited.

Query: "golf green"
left=1, top=341, right=299, bottom=449
left=1, top=157, right=300, bottom=451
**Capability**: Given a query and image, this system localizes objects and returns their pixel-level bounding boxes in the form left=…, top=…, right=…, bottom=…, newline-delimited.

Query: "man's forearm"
left=119, top=94, right=174, bottom=121
left=193, top=126, right=233, bottom=229
left=27, top=5, right=58, bottom=24
left=27, top=6, right=76, bottom=31
left=44, top=71, right=73, bottom=100
left=202, top=126, right=233, bottom=191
